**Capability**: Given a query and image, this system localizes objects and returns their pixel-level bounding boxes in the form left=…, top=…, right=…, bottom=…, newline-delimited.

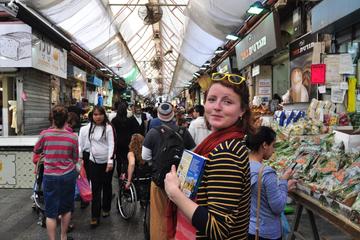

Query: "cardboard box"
left=334, top=130, right=360, bottom=153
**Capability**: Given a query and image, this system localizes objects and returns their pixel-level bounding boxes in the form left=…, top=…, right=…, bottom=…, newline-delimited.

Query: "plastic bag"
left=76, top=161, right=92, bottom=202
left=77, top=175, right=92, bottom=203
left=281, top=212, right=291, bottom=238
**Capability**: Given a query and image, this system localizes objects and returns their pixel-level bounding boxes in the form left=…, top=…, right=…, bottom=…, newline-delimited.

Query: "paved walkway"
left=0, top=189, right=354, bottom=240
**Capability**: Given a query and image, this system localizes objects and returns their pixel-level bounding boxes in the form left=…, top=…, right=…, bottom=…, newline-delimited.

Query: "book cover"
left=177, top=149, right=207, bottom=199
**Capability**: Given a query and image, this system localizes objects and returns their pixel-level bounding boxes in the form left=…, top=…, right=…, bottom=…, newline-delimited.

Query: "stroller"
left=32, top=157, right=46, bottom=227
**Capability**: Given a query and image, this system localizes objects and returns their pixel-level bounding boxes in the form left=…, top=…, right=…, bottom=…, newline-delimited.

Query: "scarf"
left=167, top=124, right=245, bottom=239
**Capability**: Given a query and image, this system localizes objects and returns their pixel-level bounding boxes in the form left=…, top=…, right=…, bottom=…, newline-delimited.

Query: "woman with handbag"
left=245, top=126, right=297, bottom=240
left=79, top=106, right=115, bottom=228
left=164, top=72, right=255, bottom=239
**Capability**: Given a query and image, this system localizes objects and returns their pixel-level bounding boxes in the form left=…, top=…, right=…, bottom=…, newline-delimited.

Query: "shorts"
left=43, top=170, right=77, bottom=219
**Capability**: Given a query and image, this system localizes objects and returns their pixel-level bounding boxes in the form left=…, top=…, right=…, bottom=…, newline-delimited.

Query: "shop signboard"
left=68, top=65, right=87, bottom=82
left=235, top=12, right=280, bottom=70
left=0, top=23, right=32, bottom=67
left=89, top=76, right=103, bottom=87
left=289, top=32, right=316, bottom=103
left=32, top=32, right=67, bottom=79
left=217, top=57, right=231, bottom=73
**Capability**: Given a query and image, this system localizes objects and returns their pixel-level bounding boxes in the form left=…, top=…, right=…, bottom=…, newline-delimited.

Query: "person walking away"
left=164, top=72, right=255, bottom=239
left=246, top=126, right=297, bottom=240
left=142, top=102, right=196, bottom=240
left=33, top=105, right=78, bottom=240
left=188, top=105, right=211, bottom=145
left=85, top=106, right=115, bottom=227
left=125, top=133, right=152, bottom=207
left=108, top=101, right=119, bottom=122
left=111, top=101, right=137, bottom=183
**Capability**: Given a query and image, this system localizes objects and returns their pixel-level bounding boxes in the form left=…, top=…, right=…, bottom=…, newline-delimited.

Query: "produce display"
left=269, top=132, right=360, bottom=224
left=271, top=118, right=329, bottom=136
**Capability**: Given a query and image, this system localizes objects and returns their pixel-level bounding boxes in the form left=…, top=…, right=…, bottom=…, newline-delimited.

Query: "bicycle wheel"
left=117, top=181, right=137, bottom=220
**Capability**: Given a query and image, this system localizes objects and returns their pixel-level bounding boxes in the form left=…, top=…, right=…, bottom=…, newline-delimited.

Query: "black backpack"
left=152, top=124, right=185, bottom=188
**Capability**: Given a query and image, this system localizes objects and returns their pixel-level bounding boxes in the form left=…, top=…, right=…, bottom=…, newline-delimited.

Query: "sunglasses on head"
left=211, top=72, right=246, bottom=85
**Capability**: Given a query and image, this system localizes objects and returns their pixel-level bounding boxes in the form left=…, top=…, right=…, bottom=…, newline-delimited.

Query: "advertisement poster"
left=0, top=23, right=32, bottom=67
left=289, top=32, right=317, bottom=102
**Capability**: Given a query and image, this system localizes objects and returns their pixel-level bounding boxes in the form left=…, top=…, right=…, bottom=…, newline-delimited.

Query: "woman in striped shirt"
left=165, top=73, right=255, bottom=239
left=34, top=105, right=78, bottom=240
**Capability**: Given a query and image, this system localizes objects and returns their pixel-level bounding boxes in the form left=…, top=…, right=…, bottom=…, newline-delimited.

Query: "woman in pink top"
left=34, top=105, right=78, bottom=240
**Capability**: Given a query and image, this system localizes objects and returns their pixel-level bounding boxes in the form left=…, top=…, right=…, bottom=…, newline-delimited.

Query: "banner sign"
left=32, top=32, right=67, bottom=78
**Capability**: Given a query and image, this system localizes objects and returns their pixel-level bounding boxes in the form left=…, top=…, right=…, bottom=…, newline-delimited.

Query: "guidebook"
left=177, top=149, right=207, bottom=199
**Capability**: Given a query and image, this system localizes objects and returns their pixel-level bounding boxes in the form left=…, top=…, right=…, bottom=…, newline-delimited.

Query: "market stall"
left=289, top=191, right=360, bottom=240
left=267, top=121, right=360, bottom=239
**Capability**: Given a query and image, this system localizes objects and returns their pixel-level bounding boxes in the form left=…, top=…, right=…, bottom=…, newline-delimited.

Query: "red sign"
left=311, top=64, right=326, bottom=84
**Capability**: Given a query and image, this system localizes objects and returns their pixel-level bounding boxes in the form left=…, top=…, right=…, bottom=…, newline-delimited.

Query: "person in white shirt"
left=78, top=106, right=115, bottom=228
left=188, top=105, right=211, bottom=145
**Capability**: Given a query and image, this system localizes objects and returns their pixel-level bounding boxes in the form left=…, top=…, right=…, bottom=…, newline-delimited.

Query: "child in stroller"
left=117, top=133, right=152, bottom=220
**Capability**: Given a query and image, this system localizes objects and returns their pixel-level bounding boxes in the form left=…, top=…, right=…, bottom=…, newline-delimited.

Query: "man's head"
left=157, top=102, right=174, bottom=122
left=194, top=105, right=205, bottom=118
left=133, top=104, right=142, bottom=117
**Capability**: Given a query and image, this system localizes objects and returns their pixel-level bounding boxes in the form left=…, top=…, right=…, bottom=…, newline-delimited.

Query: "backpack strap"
left=156, top=124, right=184, bottom=142
left=255, top=165, right=265, bottom=240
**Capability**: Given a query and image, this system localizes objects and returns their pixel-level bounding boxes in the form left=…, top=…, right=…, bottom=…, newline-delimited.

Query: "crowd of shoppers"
left=34, top=81, right=297, bottom=239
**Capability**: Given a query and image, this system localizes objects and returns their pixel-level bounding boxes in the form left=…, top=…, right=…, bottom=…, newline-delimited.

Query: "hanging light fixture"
left=200, top=65, right=207, bottom=70
left=247, top=1, right=266, bottom=15
left=226, top=33, right=240, bottom=41
left=215, top=47, right=225, bottom=54
left=204, top=61, right=211, bottom=66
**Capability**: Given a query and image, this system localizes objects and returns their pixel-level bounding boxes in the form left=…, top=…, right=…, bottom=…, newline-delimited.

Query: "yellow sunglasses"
left=211, top=72, right=246, bottom=85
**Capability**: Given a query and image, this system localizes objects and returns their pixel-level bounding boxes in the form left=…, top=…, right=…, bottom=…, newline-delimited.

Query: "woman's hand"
left=288, top=179, right=298, bottom=191
left=125, top=181, right=131, bottom=190
left=164, top=165, right=181, bottom=202
left=280, top=168, right=295, bottom=180
left=105, top=163, right=113, bottom=172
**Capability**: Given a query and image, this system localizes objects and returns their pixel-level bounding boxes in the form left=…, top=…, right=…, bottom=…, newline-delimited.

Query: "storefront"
left=67, top=64, right=87, bottom=102
left=0, top=24, right=67, bottom=188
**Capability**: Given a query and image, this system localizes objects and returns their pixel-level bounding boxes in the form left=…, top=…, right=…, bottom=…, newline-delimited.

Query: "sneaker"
left=102, top=211, right=110, bottom=218
left=90, top=218, right=99, bottom=228
left=67, top=223, right=75, bottom=233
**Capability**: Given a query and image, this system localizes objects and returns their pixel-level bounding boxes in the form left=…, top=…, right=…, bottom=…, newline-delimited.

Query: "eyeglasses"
left=211, top=73, right=246, bottom=85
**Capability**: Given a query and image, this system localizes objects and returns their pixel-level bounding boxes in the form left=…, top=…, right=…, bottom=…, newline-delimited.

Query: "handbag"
left=77, top=161, right=92, bottom=203
left=255, top=165, right=265, bottom=240
left=281, top=212, right=290, bottom=238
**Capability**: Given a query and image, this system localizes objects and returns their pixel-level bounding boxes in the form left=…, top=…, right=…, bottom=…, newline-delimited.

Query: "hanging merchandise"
left=8, top=100, right=18, bottom=133
left=347, top=76, right=357, bottom=112
left=97, top=93, right=103, bottom=106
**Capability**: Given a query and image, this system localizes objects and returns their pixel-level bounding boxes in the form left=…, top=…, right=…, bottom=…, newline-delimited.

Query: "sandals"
left=90, top=218, right=99, bottom=228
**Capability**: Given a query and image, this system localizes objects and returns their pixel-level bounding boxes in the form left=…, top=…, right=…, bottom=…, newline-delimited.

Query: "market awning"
left=26, top=0, right=257, bottom=99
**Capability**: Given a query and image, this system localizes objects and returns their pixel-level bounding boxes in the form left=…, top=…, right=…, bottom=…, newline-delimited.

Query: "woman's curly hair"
left=129, top=133, right=145, bottom=165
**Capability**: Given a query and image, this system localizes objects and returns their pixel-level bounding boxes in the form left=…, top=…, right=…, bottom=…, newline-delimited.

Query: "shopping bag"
left=77, top=175, right=92, bottom=203
left=281, top=212, right=291, bottom=239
